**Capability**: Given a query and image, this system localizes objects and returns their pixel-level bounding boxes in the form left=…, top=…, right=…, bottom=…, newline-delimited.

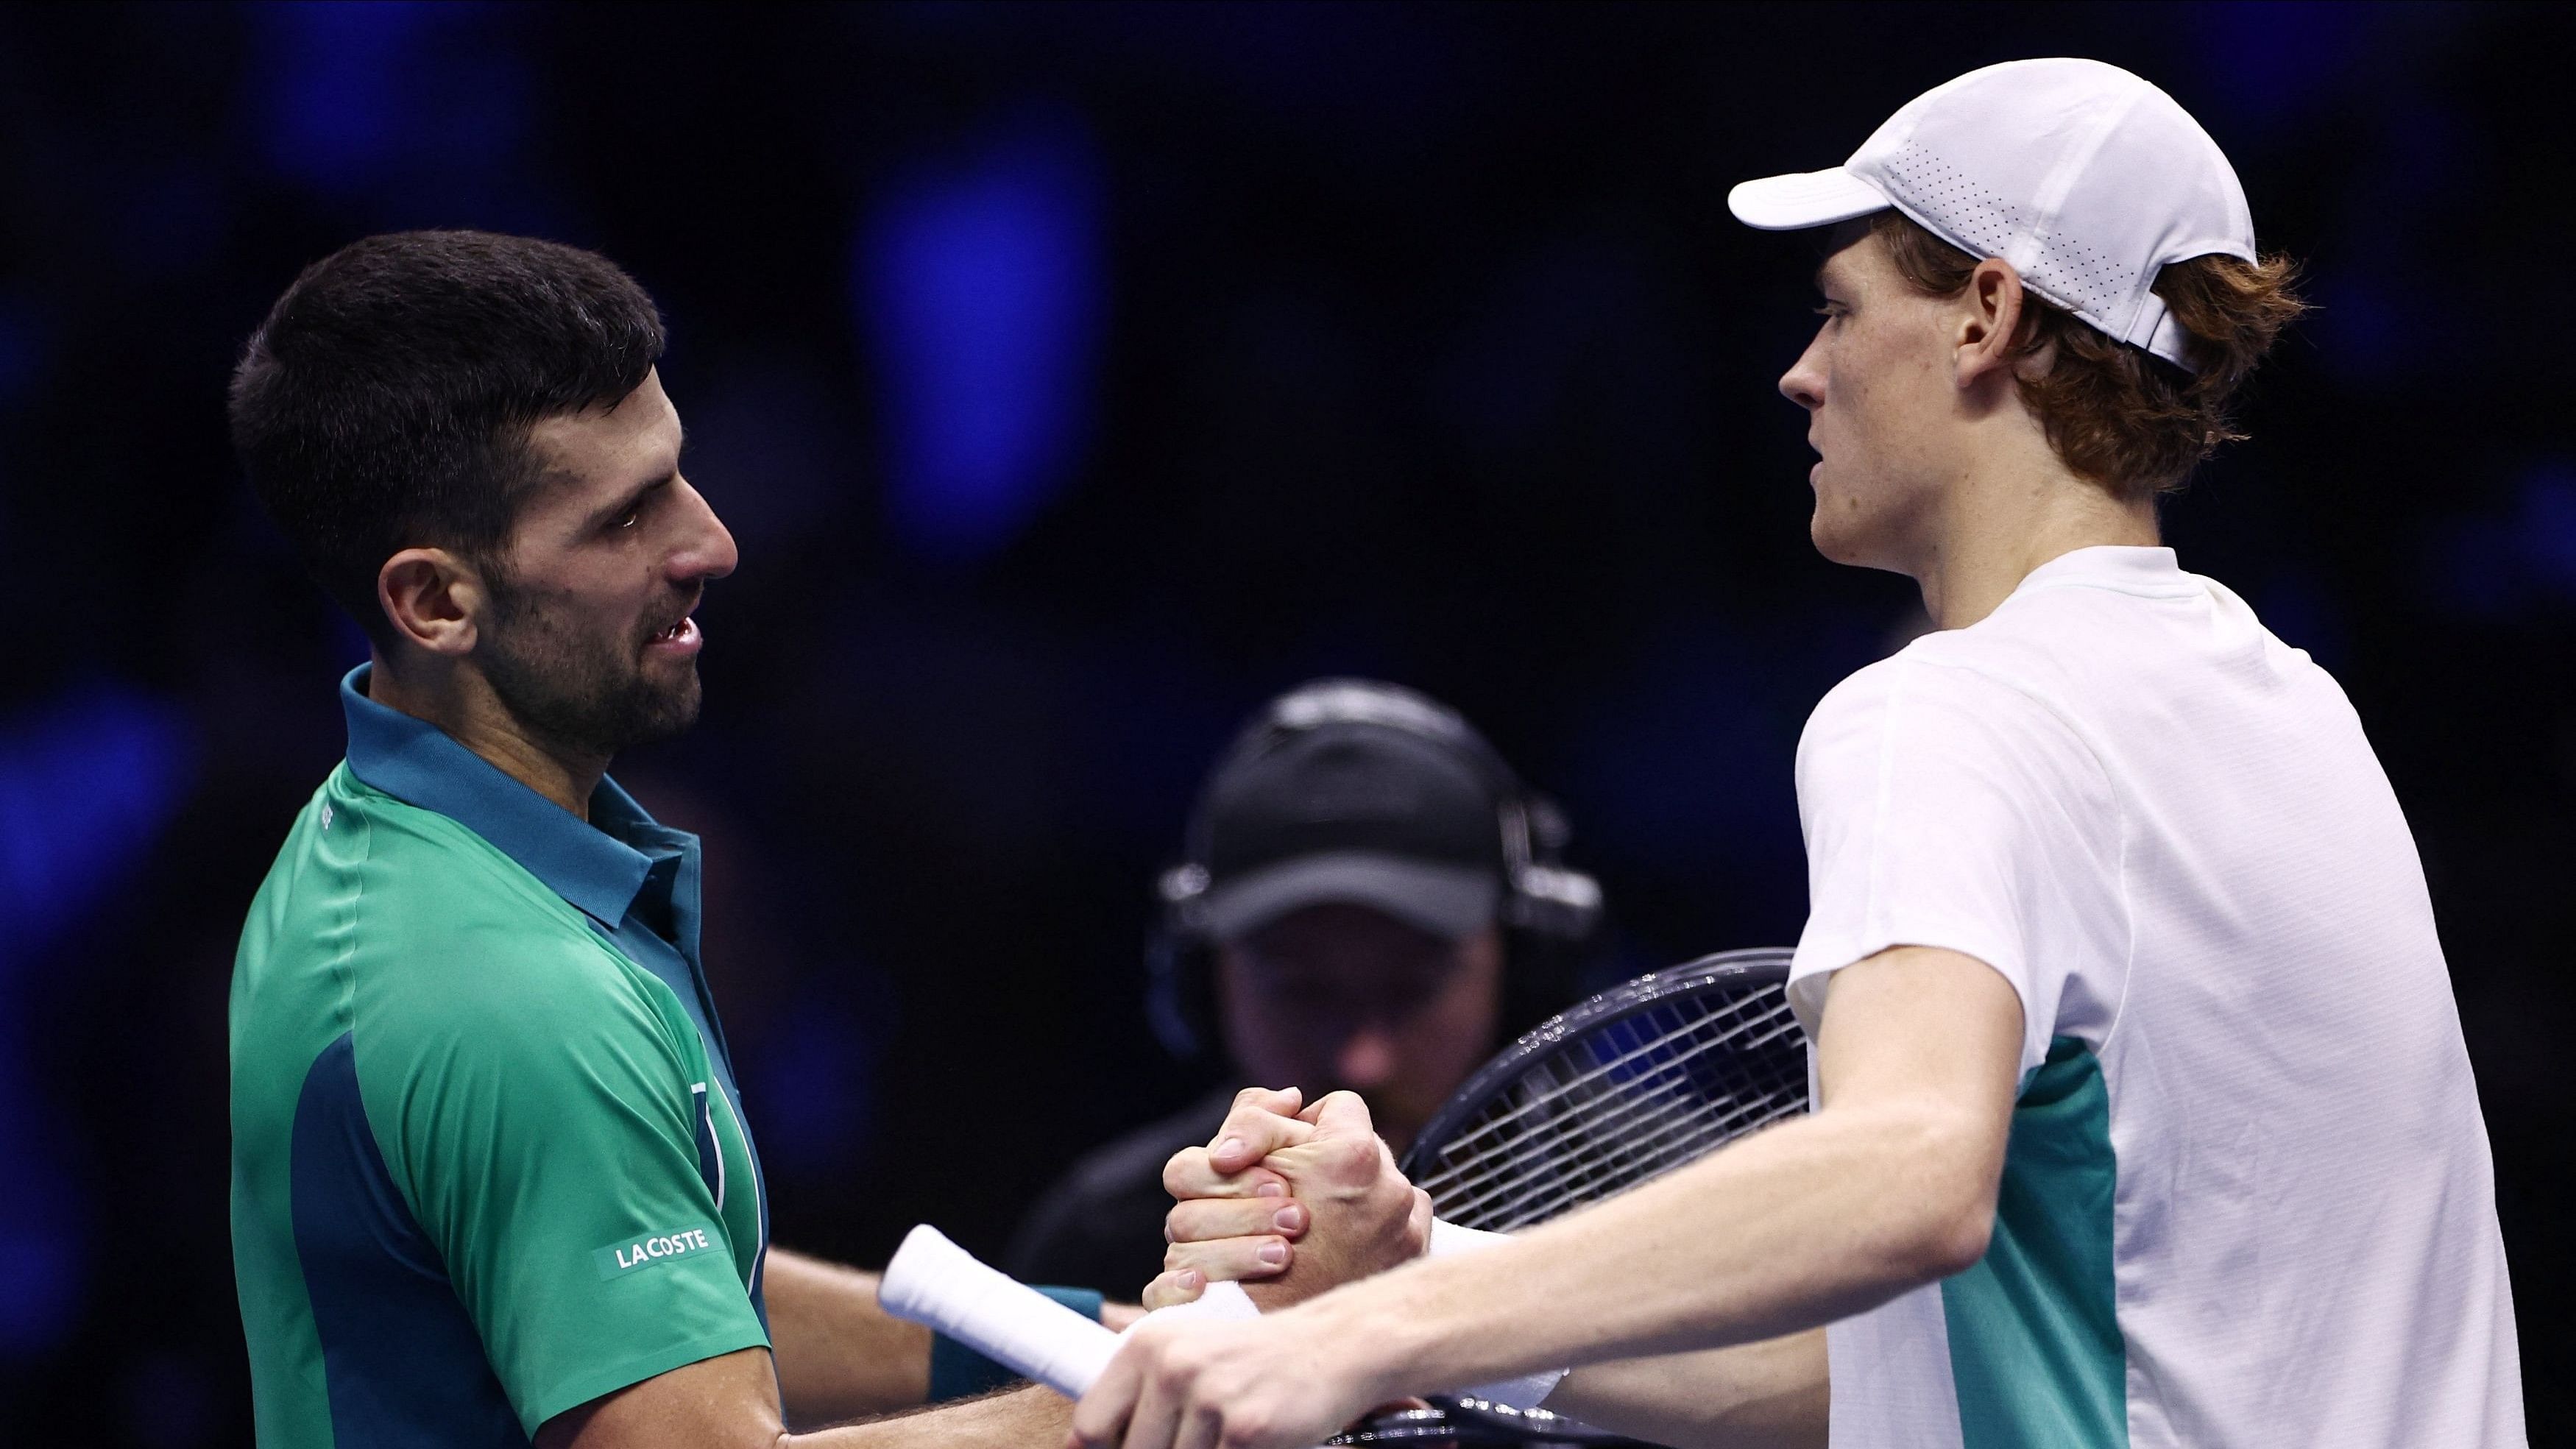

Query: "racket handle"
left=879, top=1225, right=1121, bottom=1397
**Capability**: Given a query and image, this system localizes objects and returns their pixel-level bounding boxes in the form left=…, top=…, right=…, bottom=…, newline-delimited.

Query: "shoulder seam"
left=332, top=793, right=369, bottom=1040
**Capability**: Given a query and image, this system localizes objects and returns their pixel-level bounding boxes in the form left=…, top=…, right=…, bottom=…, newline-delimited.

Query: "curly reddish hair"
left=1871, top=210, right=2307, bottom=503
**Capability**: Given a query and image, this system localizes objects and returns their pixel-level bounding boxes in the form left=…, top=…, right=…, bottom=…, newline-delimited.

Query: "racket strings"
left=1414, top=982, right=1808, bottom=1233
left=1433, top=1009, right=1804, bottom=1186
left=1429, top=992, right=1793, bottom=1181
left=1430, top=1066, right=1804, bottom=1232
left=1425, top=1038, right=1792, bottom=1225
left=1424, top=1042, right=1804, bottom=1229
left=1432, top=993, right=1799, bottom=1158
left=1464, top=1077, right=1806, bottom=1230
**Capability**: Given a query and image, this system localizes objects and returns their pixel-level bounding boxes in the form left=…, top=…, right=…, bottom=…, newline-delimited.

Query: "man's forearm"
left=539, top=1345, right=1066, bottom=1449
left=796, top=1384, right=1069, bottom=1448
left=1298, top=1099, right=1994, bottom=1400
left=1543, top=1331, right=1827, bottom=1449
left=765, top=1248, right=931, bottom=1425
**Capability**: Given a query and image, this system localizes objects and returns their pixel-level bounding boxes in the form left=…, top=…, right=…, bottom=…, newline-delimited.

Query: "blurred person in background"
left=226, top=229, right=1133, bottom=1449
left=1009, top=679, right=1604, bottom=1295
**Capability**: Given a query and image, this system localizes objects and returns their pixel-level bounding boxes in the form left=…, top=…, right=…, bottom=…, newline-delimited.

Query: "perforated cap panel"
left=1731, top=58, right=2257, bottom=369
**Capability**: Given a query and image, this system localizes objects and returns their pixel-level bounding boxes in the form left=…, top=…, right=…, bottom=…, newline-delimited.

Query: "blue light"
left=0, top=687, right=192, bottom=967
left=250, top=1, right=540, bottom=229
left=858, top=115, right=1106, bottom=561
left=0, top=686, right=193, bottom=1353
left=252, top=1, right=436, bottom=194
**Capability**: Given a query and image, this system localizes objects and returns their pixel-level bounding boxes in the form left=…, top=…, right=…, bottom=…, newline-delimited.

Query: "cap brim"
left=1200, top=853, right=1501, bottom=942
left=1727, top=167, right=1891, bottom=231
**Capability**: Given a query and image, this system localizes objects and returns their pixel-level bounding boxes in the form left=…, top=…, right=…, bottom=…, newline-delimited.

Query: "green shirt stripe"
left=1941, top=1036, right=2128, bottom=1448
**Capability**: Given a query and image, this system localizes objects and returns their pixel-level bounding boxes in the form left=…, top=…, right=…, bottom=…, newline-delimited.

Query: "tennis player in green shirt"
left=224, top=230, right=1144, bottom=1448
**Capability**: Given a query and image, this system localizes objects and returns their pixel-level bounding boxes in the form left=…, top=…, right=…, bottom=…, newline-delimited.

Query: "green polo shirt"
left=229, top=667, right=770, bottom=1446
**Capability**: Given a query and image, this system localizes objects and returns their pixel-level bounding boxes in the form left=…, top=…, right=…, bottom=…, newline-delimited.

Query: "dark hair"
left=1871, top=210, right=2307, bottom=502
left=227, top=230, right=665, bottom=640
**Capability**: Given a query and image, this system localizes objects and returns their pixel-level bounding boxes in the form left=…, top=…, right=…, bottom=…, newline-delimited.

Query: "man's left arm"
left=762, top=1250, right=930, bottom=1427
left=1074, top=943, right=2023, bottom=1449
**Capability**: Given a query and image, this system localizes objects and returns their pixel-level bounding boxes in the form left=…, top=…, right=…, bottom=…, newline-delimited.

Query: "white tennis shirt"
left=1784, top=546, right=2522, bottom=1448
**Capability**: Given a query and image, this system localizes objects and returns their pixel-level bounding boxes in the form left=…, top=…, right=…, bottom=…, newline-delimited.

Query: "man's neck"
left=1905, top=447, right=2161, bottom=631
left=364, top=650, right=608, bottom=821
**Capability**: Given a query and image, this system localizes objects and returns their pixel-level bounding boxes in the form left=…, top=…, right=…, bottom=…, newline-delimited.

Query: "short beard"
left=475, top=578, right=701, bottom=762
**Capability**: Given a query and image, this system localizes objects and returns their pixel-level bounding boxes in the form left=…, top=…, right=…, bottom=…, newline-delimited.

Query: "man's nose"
left=1334, top=1027, right=1397, bottom=1089
left=1778, top=341, right=1827, bottom=412
left=670, top=477, right=739, bottom=582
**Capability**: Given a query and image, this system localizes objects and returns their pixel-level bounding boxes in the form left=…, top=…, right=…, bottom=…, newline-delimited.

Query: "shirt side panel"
left=1940, top=1038, right=2126, bottom=1448
left=291, top=1032, right=523, bottom=1447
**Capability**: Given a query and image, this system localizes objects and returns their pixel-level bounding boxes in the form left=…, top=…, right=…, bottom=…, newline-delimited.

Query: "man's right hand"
left=1150, top=1086, right=1431, bottom=1310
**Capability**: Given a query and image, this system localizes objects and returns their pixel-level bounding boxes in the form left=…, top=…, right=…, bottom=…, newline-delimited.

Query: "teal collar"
left=339, top=665, right=690, bottom=931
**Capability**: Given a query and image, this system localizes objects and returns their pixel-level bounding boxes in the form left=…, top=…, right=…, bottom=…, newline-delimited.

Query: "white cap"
left=1727, top=58, right=2254, bottom=370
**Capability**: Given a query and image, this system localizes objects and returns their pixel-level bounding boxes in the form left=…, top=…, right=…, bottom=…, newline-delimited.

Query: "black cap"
left=1190, top=690, right=1508, bottom=942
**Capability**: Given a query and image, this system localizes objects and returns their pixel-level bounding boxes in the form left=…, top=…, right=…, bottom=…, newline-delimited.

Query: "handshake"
left=1056, top=1086, right=1548, bottom=1449
left=1145, top=1086, right=1434, bottom=1313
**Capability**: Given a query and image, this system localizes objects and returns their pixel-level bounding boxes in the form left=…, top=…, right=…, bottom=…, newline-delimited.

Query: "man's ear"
left=377, top=548, right=490, bottom=657
left=1954, top=257, right=2028, bottom=391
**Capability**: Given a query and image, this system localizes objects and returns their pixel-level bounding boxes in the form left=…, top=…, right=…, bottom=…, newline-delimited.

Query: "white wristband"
left=1415, top=1218, right=1570, bottom=1412
left=1426, top=1216, right=1514, bottom=1259
left=1125, top=1278, right=1261, bottom=1333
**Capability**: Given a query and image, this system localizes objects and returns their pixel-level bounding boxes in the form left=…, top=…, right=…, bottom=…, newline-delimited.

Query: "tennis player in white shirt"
left=1072, top=58, right=2525, bottom=1449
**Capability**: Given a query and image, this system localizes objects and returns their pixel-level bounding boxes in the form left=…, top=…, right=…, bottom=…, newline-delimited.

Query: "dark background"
left=1, top=2, right=2566, bottom=1442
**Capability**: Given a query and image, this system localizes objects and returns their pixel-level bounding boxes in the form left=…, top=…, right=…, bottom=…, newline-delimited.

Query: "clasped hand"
left=1068, top=1087, right=1429, bottom=1449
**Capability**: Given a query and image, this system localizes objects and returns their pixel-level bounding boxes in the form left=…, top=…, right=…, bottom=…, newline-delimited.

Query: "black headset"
left=1145, top=679, right=1606, bottom=1061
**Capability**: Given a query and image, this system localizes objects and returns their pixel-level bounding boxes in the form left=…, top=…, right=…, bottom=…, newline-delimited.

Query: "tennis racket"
left=879, top=947, right=1808, bottom=1447
left=1379, top=946, right=1806, bottom=1445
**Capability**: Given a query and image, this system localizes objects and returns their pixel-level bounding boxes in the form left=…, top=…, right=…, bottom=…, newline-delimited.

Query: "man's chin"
left=623, top=678, right=704, bottom=748
left=1809, top=506, right=1864, bottom=566
left=1809, top=498, right=1900, bottom=573
left=491, top=674, right=704, bottom=759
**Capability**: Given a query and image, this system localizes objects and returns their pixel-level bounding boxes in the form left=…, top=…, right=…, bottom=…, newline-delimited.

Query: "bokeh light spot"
left=857, top=113, right=1105, bottom=561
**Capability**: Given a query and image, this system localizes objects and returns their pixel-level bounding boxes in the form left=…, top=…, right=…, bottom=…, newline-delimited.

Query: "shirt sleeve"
left=1786, top=656, right=2129, bottom=1076
left=360, top=932, right=770, bottom=1434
